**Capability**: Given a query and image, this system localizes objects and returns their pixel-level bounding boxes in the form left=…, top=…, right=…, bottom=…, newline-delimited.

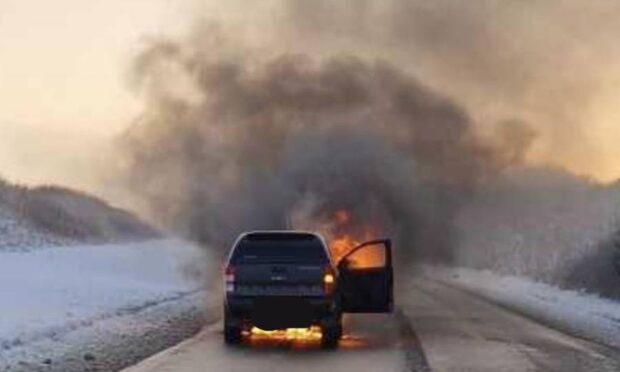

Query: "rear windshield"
left=230, top=233, right=328, bottom=264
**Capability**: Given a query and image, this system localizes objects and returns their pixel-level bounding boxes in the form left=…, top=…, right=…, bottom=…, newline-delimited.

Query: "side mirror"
left=338, top=257, right=353, bottom=271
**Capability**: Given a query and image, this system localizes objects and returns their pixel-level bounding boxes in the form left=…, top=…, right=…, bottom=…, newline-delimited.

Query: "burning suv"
left=223, top=231, right=393, bottom=348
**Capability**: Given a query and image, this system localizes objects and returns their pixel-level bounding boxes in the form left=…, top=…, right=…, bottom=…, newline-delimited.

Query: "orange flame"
left=247, top=326, right=322, bottom=342
left=331, top=234, right=361, bottom=263
left=334, top=209, right=351, bottom=225
left=327, top=210, right=385, bottom=269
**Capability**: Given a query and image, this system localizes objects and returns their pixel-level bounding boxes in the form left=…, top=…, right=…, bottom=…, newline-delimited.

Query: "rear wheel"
left=224, top=310, right=242, bottom=345
left=320, top=313, right=342, bottom=349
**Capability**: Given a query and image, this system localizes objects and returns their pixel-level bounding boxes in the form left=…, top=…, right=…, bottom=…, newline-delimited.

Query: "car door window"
left=342, top=242, right=386, bottom=269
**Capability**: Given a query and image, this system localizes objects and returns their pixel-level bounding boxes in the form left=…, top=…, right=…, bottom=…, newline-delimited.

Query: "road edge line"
left=395, top=309, right=432, bottom=372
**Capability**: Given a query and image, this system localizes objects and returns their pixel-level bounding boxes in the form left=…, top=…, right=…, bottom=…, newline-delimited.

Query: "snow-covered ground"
left=419, top=266, right=620, bottom=350
left=0, top=239, right=219, bottom=372
left=3, top=234, right=619, bottom=371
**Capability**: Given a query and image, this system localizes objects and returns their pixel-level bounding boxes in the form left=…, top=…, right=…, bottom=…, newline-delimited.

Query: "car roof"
left=228, top=230, right=333, bottom=263
left=240, top=230, right=325, bottom=241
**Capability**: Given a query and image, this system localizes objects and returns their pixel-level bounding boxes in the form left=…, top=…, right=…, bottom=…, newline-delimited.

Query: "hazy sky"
left=1, top=0, right=620, bottom=197
left=0, top=0, right=190, bottom=190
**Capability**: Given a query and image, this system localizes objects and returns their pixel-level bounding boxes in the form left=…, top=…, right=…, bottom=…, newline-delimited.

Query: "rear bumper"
left=225, top=295, right=337, bottom=329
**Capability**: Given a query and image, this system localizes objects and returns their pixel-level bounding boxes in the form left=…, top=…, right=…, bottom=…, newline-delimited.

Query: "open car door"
left=337, top=239, right=393, bottom=313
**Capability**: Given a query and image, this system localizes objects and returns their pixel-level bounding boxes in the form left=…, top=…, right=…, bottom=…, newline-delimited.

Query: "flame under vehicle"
left=223, top=231, right=394, bottom=348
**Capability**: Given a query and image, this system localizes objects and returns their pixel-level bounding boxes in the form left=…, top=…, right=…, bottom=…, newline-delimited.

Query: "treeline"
left=453, top=166, right=620, bottom=299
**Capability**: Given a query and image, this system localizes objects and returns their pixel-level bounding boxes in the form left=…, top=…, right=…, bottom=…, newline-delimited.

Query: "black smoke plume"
left=119, top=33, right=523, bottom=264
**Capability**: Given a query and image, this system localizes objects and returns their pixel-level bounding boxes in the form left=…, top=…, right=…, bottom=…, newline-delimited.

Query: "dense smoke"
left=121, top=38, right=521, bottom=262
left=108, top=0, right=620, bottom=300
left=277, top=0, right=620, bottom=179
left=118, top=0, right=606, bottom=263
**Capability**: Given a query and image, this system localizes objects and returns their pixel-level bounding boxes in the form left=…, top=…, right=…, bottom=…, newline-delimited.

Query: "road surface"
left=123, top=278, right=620, bottom=372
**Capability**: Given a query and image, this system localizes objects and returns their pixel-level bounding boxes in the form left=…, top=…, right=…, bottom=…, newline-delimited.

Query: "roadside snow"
left=0, top=239, right=219, bottom=371
left=420, top=266, right=620, bottom=349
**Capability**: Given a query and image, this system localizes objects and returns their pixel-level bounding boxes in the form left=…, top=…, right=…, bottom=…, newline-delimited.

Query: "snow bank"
left=0, top=239, right=218, bottom=371
left=420, top=266, right=620, bottom=349
left=0, top=180, right=158, bottom=251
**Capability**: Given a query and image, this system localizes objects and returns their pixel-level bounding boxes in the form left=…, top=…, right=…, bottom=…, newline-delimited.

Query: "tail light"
left=323, top=266, right=336, bottom=295
left=225, top=265, right=235, bottom=293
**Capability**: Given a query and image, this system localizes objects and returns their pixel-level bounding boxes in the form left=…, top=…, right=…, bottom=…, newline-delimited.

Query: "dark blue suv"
left=223, top=231, right=393, bottom=348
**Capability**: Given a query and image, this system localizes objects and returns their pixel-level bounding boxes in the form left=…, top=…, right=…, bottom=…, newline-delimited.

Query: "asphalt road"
left=402, top=279, right=620, bottom=371
left=123, top=278, right=620, bottom=372
left=122, top=312, right=425, bottom=372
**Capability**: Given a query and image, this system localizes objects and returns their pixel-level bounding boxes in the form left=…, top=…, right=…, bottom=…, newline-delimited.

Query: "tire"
left=321, top=313, right=342, bottom=349
left=224, top=309, right=242, bottom=345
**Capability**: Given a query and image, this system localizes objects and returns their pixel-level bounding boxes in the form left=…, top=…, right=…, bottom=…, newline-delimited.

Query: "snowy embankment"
left=0, top=179, right=159, bottom=252
left=0, top=239, right=219, bottom=372
left=419, top=266, right=620, bottom=349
